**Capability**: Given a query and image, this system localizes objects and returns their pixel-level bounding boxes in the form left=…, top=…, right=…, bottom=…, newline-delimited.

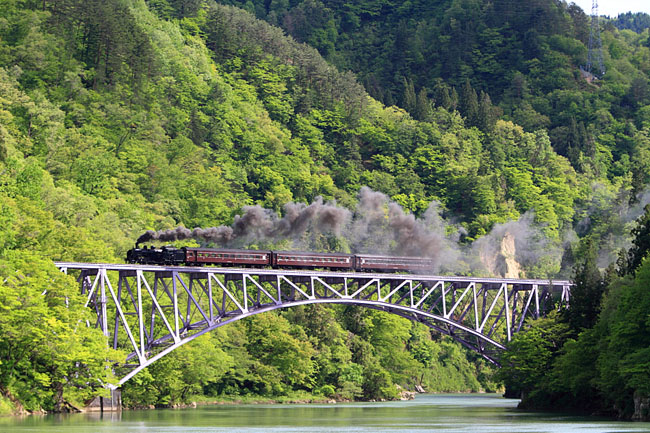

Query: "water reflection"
left=2, top=394, right=650, bottom=432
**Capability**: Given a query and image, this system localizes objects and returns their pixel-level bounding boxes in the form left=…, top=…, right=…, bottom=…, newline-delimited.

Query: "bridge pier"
left=85, top=388, right=122, bottom=412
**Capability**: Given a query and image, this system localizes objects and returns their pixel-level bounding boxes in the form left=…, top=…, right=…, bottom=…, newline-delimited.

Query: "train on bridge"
left=126, top=245, right=436, bottom=272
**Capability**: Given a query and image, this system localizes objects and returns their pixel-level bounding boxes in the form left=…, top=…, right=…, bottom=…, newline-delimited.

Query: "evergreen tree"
left=562, top=238, right=606, bottom=333
left=620, top=205, right=650, bottom=276
left=415, top=88, right=432, bottom=121
left=460, top=79, right=479, bottom=127
left=434, top=79, right=452, bottom=110
left=478, top=90, right=497, bottom=131
left=509, top=72, right=528, bottom=100
left=402, top=77, right=417, bottom=114
left=449, top=86, right=459, bottom=111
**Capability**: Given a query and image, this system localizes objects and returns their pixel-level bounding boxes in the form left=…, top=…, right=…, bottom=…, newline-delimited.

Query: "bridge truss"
left=54, top=263, right=570, bottom=386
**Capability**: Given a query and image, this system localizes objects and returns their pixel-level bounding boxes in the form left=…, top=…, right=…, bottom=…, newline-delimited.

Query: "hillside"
left=0, top=0, right=648, bottom=414
left=218, top=0, right=650, bottom=193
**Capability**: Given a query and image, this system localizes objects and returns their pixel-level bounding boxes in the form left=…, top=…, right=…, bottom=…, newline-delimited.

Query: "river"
left=2, top=394, right=650, bottom=432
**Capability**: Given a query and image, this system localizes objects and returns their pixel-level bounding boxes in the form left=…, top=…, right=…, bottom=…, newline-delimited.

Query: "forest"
left=0, top=0, right=648, bottom=420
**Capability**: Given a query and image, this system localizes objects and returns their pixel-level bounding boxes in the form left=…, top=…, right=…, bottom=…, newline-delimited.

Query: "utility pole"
left=585, top=0, right=605, bottom=78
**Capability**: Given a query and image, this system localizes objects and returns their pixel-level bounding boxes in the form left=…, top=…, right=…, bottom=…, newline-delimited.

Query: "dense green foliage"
left=611, top=12, right=650, bottom=33
left=498, top=207, right=650, bottom=420
left=0, top=254, right=121, bottom=413
left=0, top=0, right=649, bottom=414
left=217, top=0, right=650, bottom=196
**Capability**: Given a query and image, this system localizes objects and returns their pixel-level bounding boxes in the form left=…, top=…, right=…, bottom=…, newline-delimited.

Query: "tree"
left=433, top=79, right=451, bottom=109
left=244, top=313, right=315, bottom=391
left=169, top=0, right=202, bottom=18
left=459, top=79, right=479, bottom=127
left=0, top=253, right=120, bottom=412
left=621, top=205, right=650, bottom=276
left=477, top=90, right=498, bottom=131
left=402, top=77, right=417, bottom=114
left=415, top=88, right=432, bottom=121
left=562, top=237, right=606, bottom=333
left=496, top=314, right=570, bottom=403
left=597, top=258, right=650, bottom=418
left=122, top=332, right=233, bottom=407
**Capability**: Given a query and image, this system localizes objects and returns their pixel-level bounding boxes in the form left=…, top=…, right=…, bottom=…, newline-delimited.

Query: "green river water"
left=2, top=394, right=650, bottom=432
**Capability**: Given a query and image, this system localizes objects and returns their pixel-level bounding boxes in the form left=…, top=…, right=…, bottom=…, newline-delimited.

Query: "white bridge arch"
left=55, top=262, right=571, bottom=387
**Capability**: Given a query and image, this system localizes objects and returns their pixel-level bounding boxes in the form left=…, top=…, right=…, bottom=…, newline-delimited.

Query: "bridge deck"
left=55, top=262, right=570, bottom=287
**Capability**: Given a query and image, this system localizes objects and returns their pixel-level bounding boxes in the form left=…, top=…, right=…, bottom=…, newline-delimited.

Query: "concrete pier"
left=86, top=388, right=121, bottom=412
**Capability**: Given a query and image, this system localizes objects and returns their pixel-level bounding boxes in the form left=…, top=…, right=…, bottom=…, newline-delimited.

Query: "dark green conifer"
left=460, top=79, right=479, bottom=127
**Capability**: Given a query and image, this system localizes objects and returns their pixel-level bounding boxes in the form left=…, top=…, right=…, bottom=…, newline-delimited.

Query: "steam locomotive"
left=126, top=245, right=436, bottom=272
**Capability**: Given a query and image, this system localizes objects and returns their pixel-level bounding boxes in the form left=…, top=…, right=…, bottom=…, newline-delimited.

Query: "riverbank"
left=1, top=386, right=417, bottom=416
left=124, top=386, right=417, bottom=411
left=133, top=393, right=337, bottom=410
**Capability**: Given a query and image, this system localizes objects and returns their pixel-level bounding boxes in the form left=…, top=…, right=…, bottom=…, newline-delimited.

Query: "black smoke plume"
left=136, top=187, right=569, bottom=276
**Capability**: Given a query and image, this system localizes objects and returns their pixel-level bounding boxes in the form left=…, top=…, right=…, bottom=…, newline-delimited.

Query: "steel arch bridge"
left=55, top=262, right=571, bottom=387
